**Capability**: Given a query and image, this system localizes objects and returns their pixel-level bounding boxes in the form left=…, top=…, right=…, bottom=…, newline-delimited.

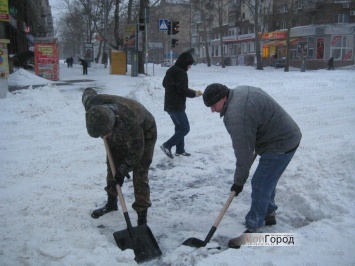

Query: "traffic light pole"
left=169, top=23, right=173, bottom=65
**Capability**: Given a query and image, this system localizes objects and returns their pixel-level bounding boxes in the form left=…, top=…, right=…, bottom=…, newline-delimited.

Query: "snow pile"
left=8, top=68, right=54, bottom=86
left=0, top=62, right=354, bottom=265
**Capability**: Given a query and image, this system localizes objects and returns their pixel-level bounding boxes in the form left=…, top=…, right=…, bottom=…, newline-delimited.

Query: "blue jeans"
left=164, top=111, right=190, bottom=154
left=245, top=150, right=297, bottom=230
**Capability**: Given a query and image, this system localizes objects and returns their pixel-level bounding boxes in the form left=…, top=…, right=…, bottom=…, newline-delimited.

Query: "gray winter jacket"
left=221, top=86, right=302, bottom=186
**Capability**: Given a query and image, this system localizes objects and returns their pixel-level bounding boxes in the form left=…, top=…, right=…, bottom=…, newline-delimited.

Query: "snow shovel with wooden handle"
left=103, top=137, right=162, bottom=263
left=182, top=153, right=257, bottom=248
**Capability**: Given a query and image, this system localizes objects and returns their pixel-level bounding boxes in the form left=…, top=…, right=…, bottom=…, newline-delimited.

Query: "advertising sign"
left=83, top=43, right=93, bottom=63
left=0, top=39, right=10, bottom=78
left=0, top=0, right=9, bottom=22
left=34, top=38, right=59, bottom=81
left=124, top=24, right=136, bottom=50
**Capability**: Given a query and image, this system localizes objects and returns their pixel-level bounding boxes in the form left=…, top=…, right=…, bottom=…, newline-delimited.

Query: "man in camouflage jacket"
left=82, top=88, right=157, bottom=225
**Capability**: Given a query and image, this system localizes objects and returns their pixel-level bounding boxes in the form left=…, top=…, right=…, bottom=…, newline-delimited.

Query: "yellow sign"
left=38, top=45, right=54, bottom=56
left=110, top=51, right=126, bottom=75
left=0, top=39, right=10, bottom=78
left=124, top=24, right=136, bottom=47
left=0, top=0, right=9, bottom=22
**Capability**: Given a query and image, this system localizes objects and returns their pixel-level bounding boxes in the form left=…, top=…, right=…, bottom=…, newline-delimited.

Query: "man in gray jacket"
left=203, top=84, right=301, bottom=243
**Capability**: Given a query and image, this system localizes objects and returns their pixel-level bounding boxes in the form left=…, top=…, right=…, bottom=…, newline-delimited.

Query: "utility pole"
left=103, top=0, right=108, bottom=68
left=145, top=7, right=148, bottom=74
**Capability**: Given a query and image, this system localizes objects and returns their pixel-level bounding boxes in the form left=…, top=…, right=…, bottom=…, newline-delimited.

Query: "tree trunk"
left=114, top=0, right=120, bottom=49
left=284, top=27, right=291, bottom=72
left=127, top=0, right=133, bottom=23
left=138, top=0, right=149, bottom=74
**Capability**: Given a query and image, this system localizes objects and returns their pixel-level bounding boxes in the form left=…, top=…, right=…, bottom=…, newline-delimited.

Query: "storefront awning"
left=263, top=40, right=279, bottom=47
left=263, top=38, right=301, bottom=47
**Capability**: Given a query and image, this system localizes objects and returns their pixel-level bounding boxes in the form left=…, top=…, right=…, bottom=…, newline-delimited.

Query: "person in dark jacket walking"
left=82, top=88, right=157, bottom=225
left=203, top=84, right=302, bottom=247
left=79, top=58, right=88, bottom=75
left=160, top=52, right=203, bottom=158
left=65, top=57, right=70, bottom=68
left=327, top=57, right=334, bottom=70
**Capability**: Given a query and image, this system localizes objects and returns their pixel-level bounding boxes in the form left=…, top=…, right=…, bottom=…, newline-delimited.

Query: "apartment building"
left=191, top=0, right=355, bottom=69
left=0, top=0, right=54, bottom=55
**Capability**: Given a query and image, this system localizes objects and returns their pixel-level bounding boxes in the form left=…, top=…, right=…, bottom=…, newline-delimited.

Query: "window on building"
left=335, top=14, right=348, bottom=24
left=281, top=4, right=288, bottom=13
left=295, top=1, right=302, bottom=9
left=249, top=42, right=255, bottom=53
left=330, top=35, right=354, bottom=60
left=289, top=45, right=298, bottom=60
left=281, top=21, right=287, bottom=29
left=241, top=43, right=247, bottom=54
left=231, top=45, right=237, bottom=55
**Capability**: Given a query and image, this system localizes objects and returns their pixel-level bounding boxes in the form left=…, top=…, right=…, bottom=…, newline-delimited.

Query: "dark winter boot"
left=265, top=214, right=277, bottom=226
left=91, top=195, right=118, bottom=219
left=137, top=210, right=147, bottom=226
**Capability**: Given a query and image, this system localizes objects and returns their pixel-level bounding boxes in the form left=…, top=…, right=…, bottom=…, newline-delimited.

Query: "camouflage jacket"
left=82, top=88, right=157, bottom=168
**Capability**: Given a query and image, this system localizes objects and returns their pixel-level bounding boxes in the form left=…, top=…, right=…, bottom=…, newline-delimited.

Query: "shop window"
left=307, top=37, right=314, bottom=58
left=241, top=43, right=247, bottom=54
left=316, top=38, right=324, bottom=60
left=249, top=42, right=255, bottom=53
left=289, top=45, right=298, bottom=60
left=330, top=35, right=354, bottom=60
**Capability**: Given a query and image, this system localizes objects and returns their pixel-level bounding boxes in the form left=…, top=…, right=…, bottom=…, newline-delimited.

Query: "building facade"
left=0, top=0, right=54, bottom=55
left=191, top=0, right=355, bottom=69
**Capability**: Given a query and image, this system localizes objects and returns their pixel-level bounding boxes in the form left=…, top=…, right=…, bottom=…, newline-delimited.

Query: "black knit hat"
left=203, top=83, right=229, bottom=107
left=85, top=106, right=115, bottom=138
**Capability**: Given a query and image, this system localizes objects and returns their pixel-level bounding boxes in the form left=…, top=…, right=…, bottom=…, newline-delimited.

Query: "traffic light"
left=172, top=21, right=179, bottom=35
left=167, top=21, right=179, bottom=35
left=171, top=38, right=179, bottom=48
left=167, top=21, right=172, bottom=35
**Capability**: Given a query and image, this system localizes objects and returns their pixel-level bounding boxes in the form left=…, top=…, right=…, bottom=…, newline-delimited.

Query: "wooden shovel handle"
left=212, top=191, right=235, bottom=228
left=213, top=153, right=258, bottom=228
left=103, top=137, right=128, bottom=213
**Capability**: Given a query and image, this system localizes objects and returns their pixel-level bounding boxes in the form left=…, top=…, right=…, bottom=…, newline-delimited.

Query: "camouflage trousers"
left=105, top=138, right=156, bottom=213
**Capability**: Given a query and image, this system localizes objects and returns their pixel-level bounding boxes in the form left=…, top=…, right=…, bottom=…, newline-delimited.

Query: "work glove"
left=114, top=163, right=131, bottom=187
left=230, top=184, right=243, bottom=197
left=195, top=90, right=203, bottom=97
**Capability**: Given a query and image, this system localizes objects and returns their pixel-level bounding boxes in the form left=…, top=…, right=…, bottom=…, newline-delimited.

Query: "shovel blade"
left=182, top=237, right=207, bottom=248
left=113, top=224, right=162, bottom=263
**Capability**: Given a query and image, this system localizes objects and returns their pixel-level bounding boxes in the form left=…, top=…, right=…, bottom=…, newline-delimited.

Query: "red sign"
left=34, top=39, right=59, bottom=81
left=0, top=14, right=9, bottom=21
left=262, top=31, right=287, bottom=40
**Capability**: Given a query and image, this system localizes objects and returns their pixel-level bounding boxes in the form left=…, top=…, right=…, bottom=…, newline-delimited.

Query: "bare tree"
left=201, top=6, right=212, bottom=67
left=57, top=1, right=88, bottom=57
left=207, top=0, right=229, bottom=68
left=244, top=0, right=273, bottom=70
